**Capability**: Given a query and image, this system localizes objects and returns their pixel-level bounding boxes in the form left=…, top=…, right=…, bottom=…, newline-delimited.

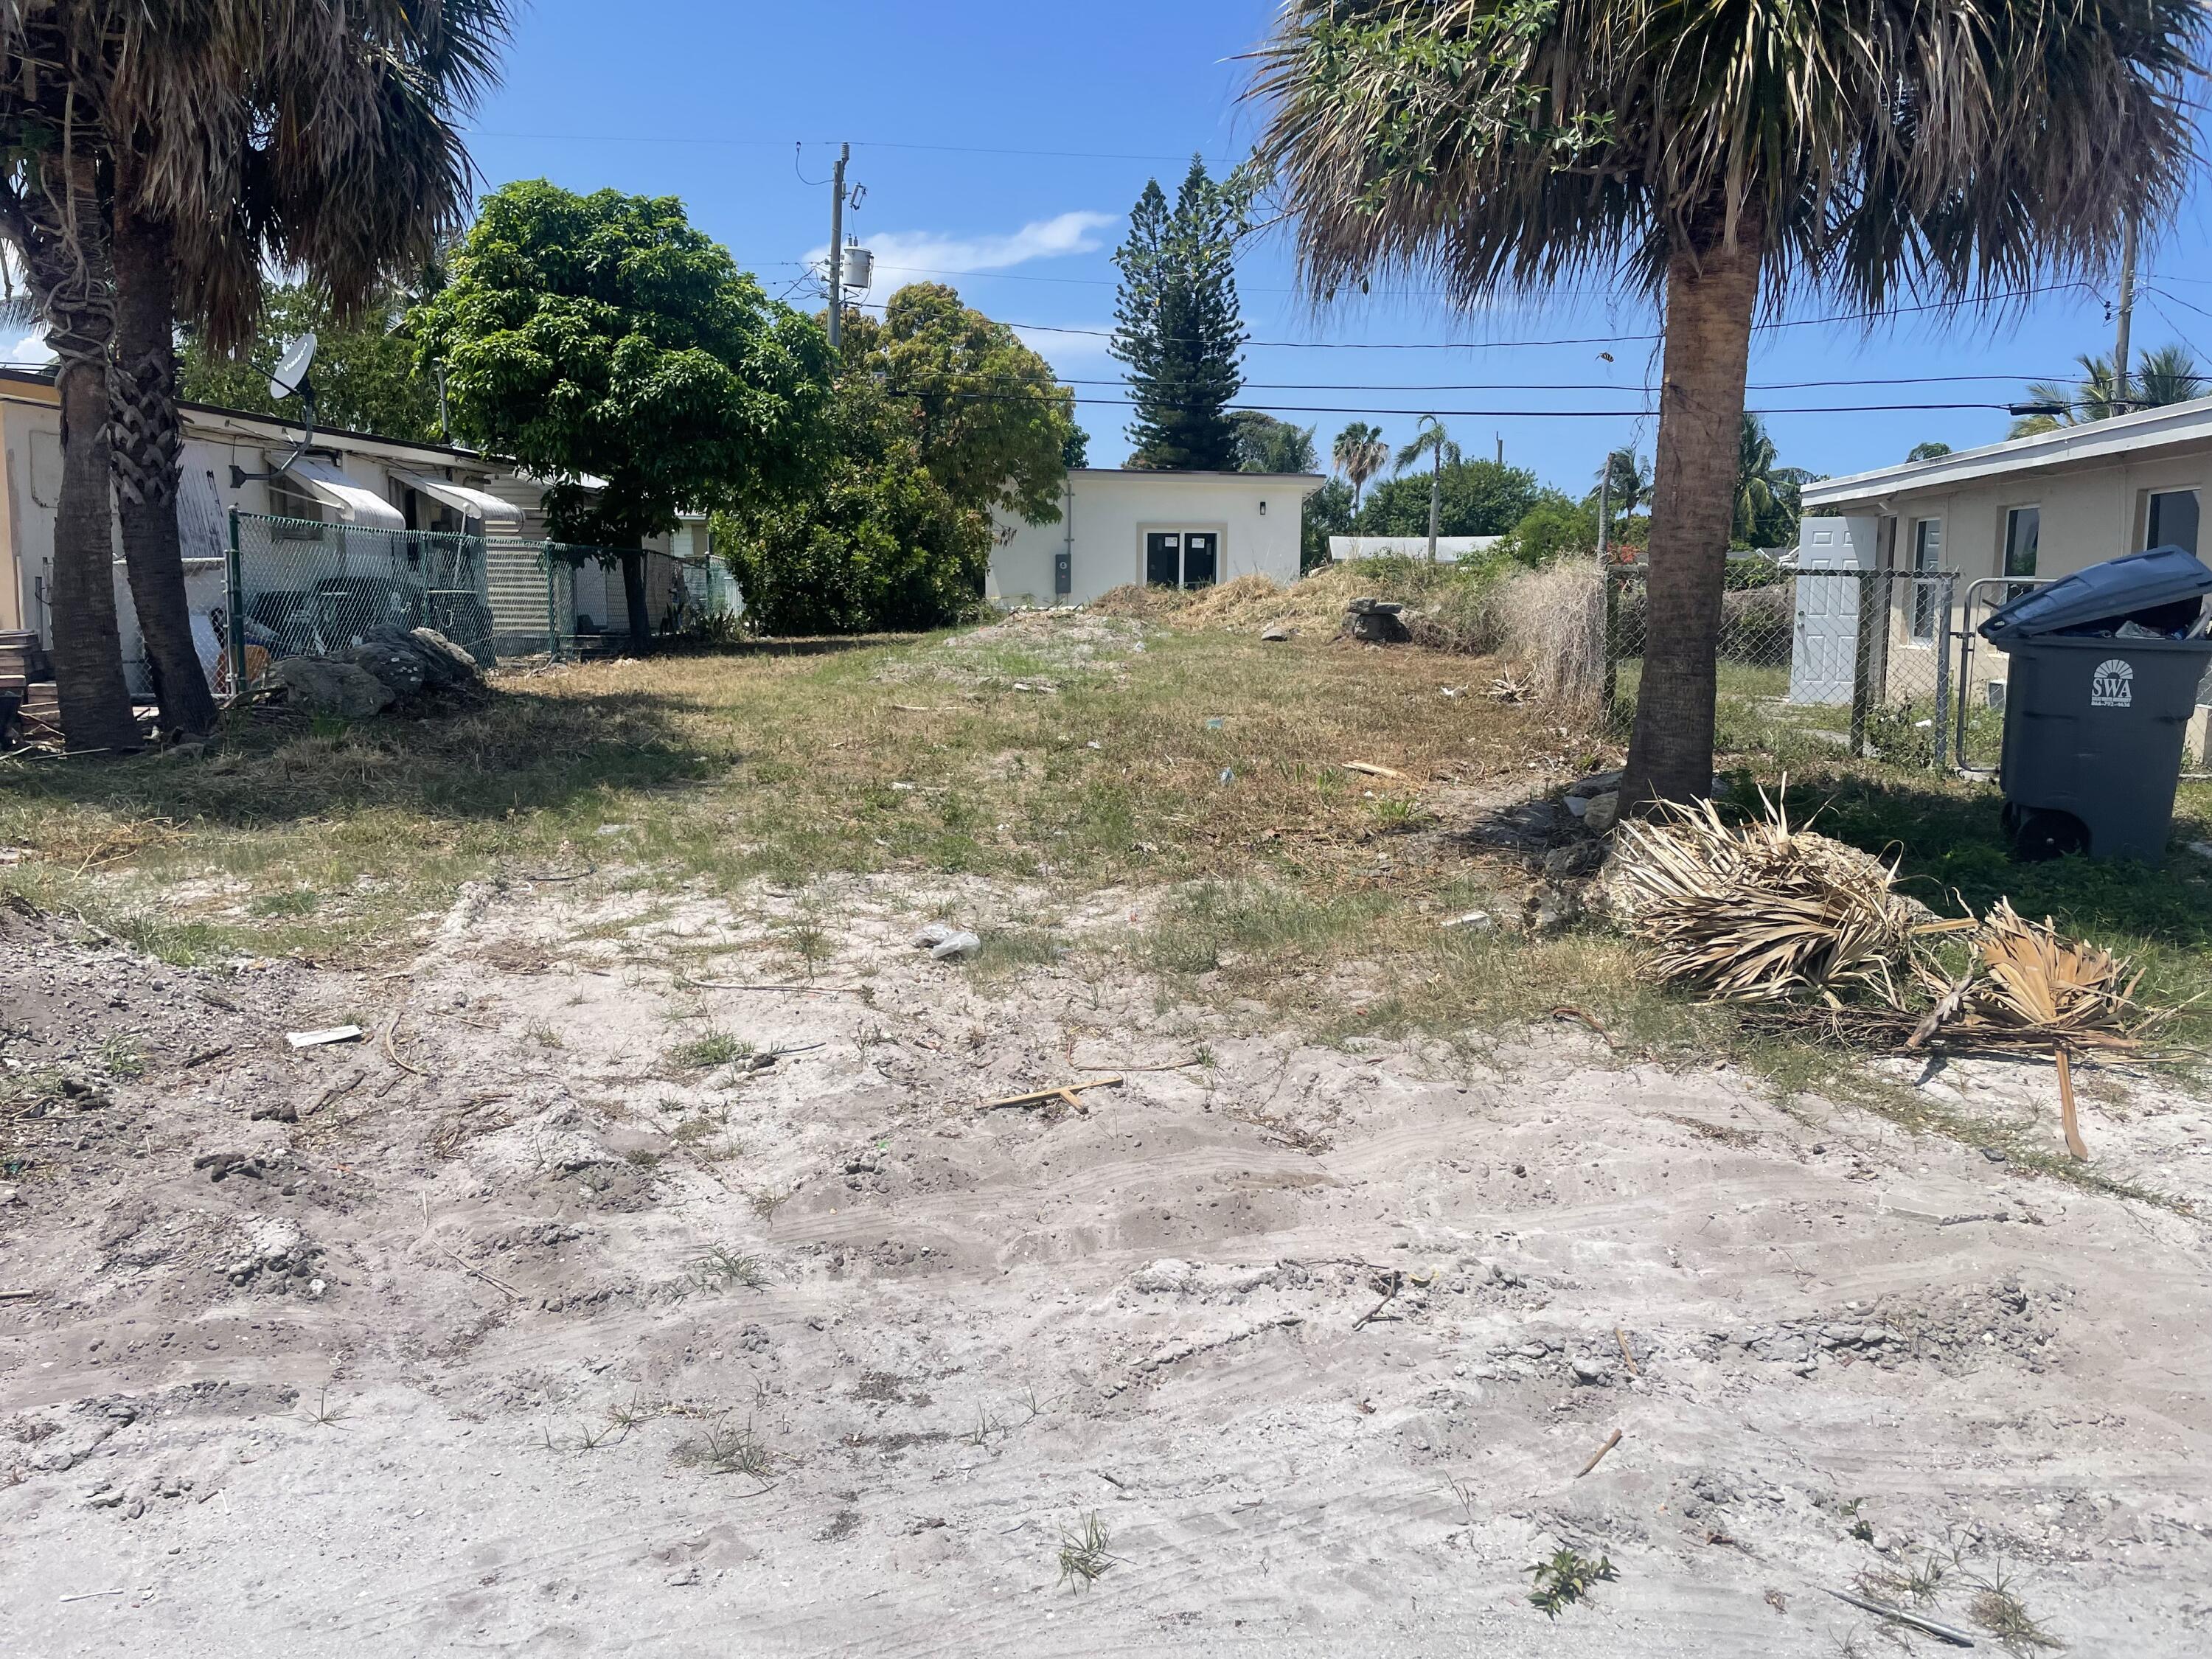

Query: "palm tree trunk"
left=1620, top=204, right=1761, bottom=810
left=110, top=190, right=217, bottom=738
left=27, top=152, right=140, bottom=754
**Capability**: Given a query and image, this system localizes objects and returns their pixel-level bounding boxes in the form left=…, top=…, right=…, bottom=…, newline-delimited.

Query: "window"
left=1142, top=529, right=1220, bottom=591
left=1910, top=518, right=1943, bottom=641
left=2146, top=488, right=2199, bottom=555
left=2003, top=506, right=2039, bottom=602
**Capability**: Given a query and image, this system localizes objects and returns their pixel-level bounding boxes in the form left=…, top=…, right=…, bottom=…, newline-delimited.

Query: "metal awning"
left=278, top=455, right=406, bottom=530
left=390, top=467, right=524, bottom=530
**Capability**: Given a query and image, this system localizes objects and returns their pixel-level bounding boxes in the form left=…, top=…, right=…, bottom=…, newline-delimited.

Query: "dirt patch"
left=3, top=881, right=2210, bottom=1656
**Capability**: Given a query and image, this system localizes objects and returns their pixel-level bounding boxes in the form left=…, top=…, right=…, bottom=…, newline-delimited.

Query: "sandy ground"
left=4, top=876, right=2211, bottom=1658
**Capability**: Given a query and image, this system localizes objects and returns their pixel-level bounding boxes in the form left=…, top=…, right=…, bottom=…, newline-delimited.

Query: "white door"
left=1790, top=515, right=1877, bottom=706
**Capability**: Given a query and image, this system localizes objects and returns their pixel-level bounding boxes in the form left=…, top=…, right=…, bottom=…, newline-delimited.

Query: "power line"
left=465, top=129, right=1239, bottom=165
left=848, top=279, right=2101, bottom=351
left=891, top=386, right=2045, bottom=418
left=924, top=371, right=2078, bottom=394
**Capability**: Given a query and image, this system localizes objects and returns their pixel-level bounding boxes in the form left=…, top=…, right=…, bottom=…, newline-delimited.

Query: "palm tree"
left=2014, top=344, right=2204, bottom=436
left=1734, top=414, right=1783, bottom=543
left=1332, top=420, right=1388, bottom=509
left=0, top=8, right=144, bottom=751
left=1250, top=0, right=2199, bottom=808
left=1394, top=416, right=1460, bottom=560
left=105, top=1, right=509, bottom=737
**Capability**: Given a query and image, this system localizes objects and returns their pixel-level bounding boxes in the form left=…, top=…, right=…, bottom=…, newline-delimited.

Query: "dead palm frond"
left=1612, top=788, right=1970, bottom=1008
left=1936, top=900, right=2168, bottom=1054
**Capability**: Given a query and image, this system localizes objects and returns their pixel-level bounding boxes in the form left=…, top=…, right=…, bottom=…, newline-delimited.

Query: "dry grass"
left=1481, top=560, right=1606, bottom=714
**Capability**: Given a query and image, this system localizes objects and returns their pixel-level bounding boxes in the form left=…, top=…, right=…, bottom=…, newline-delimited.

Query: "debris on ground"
left=283, top=1025, right=364, bottom=1050
left=911, top=922, right=982, bottom=961
left=259, top=625, right=484, bottom=718
left=1610, top=790, right=1969, bottom=1007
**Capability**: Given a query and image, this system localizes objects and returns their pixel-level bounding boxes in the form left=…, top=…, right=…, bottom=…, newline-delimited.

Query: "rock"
left=1569, top=1355, right=1611, bottom=1385
left=1532, top=891, right=1579, bottom=933
left=664, top=1565, right=700, bottom=1587
left=350, top=639, right=426, bottom=698
left=266, top=657, right=394, bottom=720
left=249, top=1102, right=299, bottom=1124
left=1568, top=768, right=1626, bottom=798
left=737, top=1324, right=770, bottom=1353
left=1582, top=791, right=1621, bottom=834
left=929, top=931, right=982, bottom=961
left=1344, top=607, right=1413, bottom=644
left=1259, top=622, right=1293, bottom=641
left=406, top=626, right=484, bottom=687
left=1346, top=597, right=1405, bottom=616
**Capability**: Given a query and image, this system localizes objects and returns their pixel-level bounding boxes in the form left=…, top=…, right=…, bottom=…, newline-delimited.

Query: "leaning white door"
left=1790, top=515, right=1877, bottom=705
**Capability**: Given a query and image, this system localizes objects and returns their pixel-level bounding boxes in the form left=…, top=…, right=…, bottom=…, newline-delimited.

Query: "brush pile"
left=1609, top=792, right=2169, bottom=1061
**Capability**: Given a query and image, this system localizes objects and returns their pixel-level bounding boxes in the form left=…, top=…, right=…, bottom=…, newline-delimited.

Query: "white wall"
left=990, top=470, right=1318, bottom=607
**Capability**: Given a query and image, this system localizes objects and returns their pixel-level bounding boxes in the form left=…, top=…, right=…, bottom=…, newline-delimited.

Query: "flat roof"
left=1802, top=393, right=2212, bottom=508
left=1071, top=467, right=1326, bottom=483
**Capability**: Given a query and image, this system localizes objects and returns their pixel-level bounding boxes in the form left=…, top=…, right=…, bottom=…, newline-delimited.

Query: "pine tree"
left=1113, top=158, right=1245, bottom=470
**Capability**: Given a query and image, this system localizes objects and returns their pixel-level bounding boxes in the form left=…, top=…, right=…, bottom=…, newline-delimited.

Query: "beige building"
left=1795, top=400, right=2212, bottom=757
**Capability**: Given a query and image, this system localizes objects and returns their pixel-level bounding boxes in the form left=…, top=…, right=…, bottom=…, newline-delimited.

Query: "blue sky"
left=21, top=0, right=2200, bottom=494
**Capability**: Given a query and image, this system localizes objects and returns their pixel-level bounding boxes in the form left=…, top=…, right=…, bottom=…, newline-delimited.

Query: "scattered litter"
left=58, top=1590, right=125, bottom=1604
left=285, top=1026, right=364, bottom=1050
left=1341, top=760, right=1409, bottom=781
left=982, top=1075, right=1123, bottom=1113
left=1440, top=911, right=1493, bottom=931
left=1821, top=1587, right=1976, bottom=1646
left=1575, top=1427, right=1623, bottom=1478
left=1205, top=717, right=1225, bottom=730
left=1440, top=685, right=1464, bottom=698
left=1259, top=622, right=1293, bottom=641
left=1218, top=768, right=1235, bottom=785
left=914, top=923, right=981, bottom=961
left=891, top=782, right=917, bottom=792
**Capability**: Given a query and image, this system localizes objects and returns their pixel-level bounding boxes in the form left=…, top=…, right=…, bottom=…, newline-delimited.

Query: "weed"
left=748, top=1186, right=789, bottom=1221
left=523, top=1020, right=566, bottom=1049
left=1527, top=1546, right=1617, bottom=1618
left=962, top=1405, right=1004, bottom=1449
left=692, top=1245, right=771, bottom=1290
left=1843, top=1497, right=1876, bottom=1543
left=1057, top=1512, right=1113, bottom=1593
left=669, top=1029, right=752, bottom=1071
left=1444, top=1472, right=1480, bottom=1527
left=300, top=1384, right=350, bottom=1427
left=1966, top=1563, right=2063, bottom=1655
left=94, top=1034, right=147, bottom=1080
left=677, top=1416, right=776, bottom=1481
left=248, top=886, right=320, bottom=918
left=1857, top=1548, right=1947, bottom=1608
left=605, top=1396, right=664, bottom=1432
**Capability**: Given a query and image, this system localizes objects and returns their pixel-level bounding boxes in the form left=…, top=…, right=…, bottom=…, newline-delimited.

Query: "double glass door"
left=1144, top=531, right=1218, bottom=590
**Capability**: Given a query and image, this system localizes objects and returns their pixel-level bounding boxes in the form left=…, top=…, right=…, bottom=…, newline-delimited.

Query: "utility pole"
left=2114, top=210, right=2138, bottom=413
left=1596, top=452, right=1612, bottom=567
left=1495, top=433, right=1503, bottom=466
left=827, top=142, right=850, bottom=352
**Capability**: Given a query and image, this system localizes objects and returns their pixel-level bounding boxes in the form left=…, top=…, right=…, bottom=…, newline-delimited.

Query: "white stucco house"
left=989, top=467, right=1324, bottom=607
left=1328, top=535, right=1504, bottom=563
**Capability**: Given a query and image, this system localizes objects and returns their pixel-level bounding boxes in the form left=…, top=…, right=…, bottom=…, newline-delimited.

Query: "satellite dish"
left=268, top=333, right=318, bottom=402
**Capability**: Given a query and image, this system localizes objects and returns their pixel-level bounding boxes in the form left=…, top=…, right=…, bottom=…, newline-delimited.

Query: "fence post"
left=225, top=507, right=246, bottom=695
left=544, top=546, right=562, bottom=662
left=1932, top=576, right=1955, bottom=772
left=1847, top=568, right=1877, bottom=759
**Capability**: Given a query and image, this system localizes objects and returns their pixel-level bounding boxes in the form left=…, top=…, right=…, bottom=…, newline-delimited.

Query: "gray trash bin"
left=1979, top=545, right=2212, bottom=863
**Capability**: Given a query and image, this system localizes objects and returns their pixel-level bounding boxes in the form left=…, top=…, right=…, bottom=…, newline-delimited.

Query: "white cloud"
left=807, top=209, right=1116, bottom=283
left=0, top=323, right=51, bottom=366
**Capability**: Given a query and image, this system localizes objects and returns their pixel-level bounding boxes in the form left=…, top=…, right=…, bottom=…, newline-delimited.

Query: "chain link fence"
left=1599, top=556, right=1966, bottom=770
left=222, top=511, right=740, bottom=690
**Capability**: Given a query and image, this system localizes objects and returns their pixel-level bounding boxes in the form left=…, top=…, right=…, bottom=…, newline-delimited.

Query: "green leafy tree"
left=1301, top=475, right=1356, bottom=571
left=1252, top=0, right=2202, bottom=807
left=1113, top=158, right=1246, bottom=470
left=863, top=282, right=1077, bottom=524
left=1233, top=411, right=1318, bottom=473
left=1906, top=440, right=1952, bottom=461
left=1355, top=457, right=1543, bottom=538
left=1500, top=490, right=1599, bottom=564
left=181, top=282, right=442, bottom=441
left=1332, top=420, right=1388, bottom=508
left=415, top=181, right=832, bottom=652
left=715, top=375, right=990, bottom=636
left=721, top=285, right=1073, bottom=636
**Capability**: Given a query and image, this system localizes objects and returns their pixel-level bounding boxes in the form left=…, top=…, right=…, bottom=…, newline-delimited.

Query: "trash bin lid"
left=1980, top=545, right=2212, bottom=642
